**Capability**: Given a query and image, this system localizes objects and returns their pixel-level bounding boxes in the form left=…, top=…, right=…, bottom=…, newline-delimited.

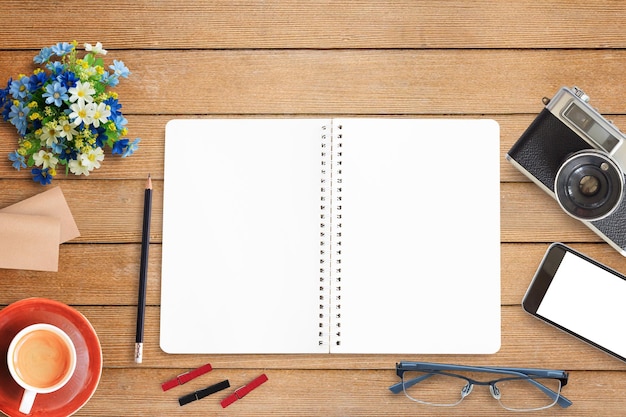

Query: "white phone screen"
left=536, top=250, right=626, bottom=357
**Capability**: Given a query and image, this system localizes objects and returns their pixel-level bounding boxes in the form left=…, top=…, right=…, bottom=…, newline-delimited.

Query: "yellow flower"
left=96, top=65, right=104, bottom=75
left=33, top=68, right=43, bottom=75
left=109, top=92, right=118, bottom=99
left=29, top=112, right=42, bottom=121
left=121, top=128, right=128, bottom=136
left=49, top=167, right=57, bottom=177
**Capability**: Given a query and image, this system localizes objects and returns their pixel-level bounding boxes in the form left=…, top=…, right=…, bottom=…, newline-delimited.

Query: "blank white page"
left=332, top=119, right=501, bottom=354
left=160, top=118, right=501, bottom=355
left=160, top=119, right=327, bottom=354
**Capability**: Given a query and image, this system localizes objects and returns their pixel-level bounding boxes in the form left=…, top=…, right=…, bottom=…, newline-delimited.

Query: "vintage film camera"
left=507, top=86, right=626, bottom=255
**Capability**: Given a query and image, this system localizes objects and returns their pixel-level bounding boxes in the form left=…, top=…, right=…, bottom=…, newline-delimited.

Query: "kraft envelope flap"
left=0, top=213, right=60, bottom=272
left=0, top=187, right=80, bottom=244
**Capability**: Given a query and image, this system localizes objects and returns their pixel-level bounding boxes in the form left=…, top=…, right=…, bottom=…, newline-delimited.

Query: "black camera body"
left=507, top=87, right=626, bottom=255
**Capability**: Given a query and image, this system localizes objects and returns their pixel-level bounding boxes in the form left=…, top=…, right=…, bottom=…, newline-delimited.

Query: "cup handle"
left=19, top=389, right=36, bottom=415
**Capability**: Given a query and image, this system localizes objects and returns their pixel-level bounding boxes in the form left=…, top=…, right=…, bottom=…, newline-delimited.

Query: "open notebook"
left=160, top=119, right=501, bottom=354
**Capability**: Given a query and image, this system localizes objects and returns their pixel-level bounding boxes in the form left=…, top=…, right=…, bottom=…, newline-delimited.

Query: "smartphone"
left=523, top=242, right=626, bottom=363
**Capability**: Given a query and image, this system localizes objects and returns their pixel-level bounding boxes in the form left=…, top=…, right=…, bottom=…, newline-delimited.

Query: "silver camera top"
left=545, top=86, right=626, bottom=169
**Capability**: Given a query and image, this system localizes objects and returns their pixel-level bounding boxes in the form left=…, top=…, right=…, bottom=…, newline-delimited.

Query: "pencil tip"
left=146, top=174, right=153, bottom=190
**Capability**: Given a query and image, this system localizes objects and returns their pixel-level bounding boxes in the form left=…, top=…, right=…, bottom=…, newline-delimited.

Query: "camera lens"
left=554, top=150, right=624, bottom=221
left=579, top=175, right=600, bottom=196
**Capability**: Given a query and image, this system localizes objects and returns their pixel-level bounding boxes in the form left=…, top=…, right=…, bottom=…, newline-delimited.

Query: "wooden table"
left=2, top=1, right=626, bottom=415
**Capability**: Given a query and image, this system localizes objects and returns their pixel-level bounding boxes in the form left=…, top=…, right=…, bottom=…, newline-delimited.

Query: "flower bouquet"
left=0, top=41, right=139, bottom=185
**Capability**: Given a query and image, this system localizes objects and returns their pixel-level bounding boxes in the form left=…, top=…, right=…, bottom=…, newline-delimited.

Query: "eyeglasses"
left=389, top=361, right=572, bottom=412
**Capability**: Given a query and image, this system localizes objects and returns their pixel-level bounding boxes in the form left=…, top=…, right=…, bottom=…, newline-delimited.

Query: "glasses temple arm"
left=388, top=373, right=435, bottom=394
left=523, top=377, right=572, bottom=408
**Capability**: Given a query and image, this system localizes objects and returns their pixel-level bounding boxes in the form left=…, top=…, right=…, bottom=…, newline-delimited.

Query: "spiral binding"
left=330, top=122, right=343, bottom=348
left=318, top=123, right=332, bottom=348
left=318, top=121, right=344, bottom=350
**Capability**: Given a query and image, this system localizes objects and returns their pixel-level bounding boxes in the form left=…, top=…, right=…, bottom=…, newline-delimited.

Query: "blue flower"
left=109, top=60, right=130, bottom=78
left=0, top=79, right=10, bottom=121
left=9, top=76, right=30, bottom=99
left=8, top=102, right=30, bottom=135
left=90, top=125, right=108, bottom=147
left=50, top=139, right=67, bottom=155
left=104, top=97, right=122, bottom=118
left=47, top=61, right=65, bottom=75
left=113, top=137, right=140, bottom=157
left=31, top=167, right=52, bottom=185
left=100, top=72, right=119, bottom=87
left=113, top=114, right=127, bottom=131
left=33, top=47, right=53, bottom=64
left=42, top=82, right=68, bottom=107
left=51, top=42, right=73, bottom=57
left=29, top=71, right=49, bottom=91
left=8, top=151, right=26, bottom=170
left=122, top=138, right=140, bottom=158
left=58, top=146, right=77, bottom=162
left=112, top=138, right=128, bottom=155
left=57, top=71, right=78, bottom=89
left=0, top=79, right=9, bottom=102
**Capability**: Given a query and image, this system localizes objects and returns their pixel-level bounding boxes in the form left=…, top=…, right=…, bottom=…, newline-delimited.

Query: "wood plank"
left=0, top=305, right=613, bottom=372
left=75, top=368, right=626, bottom=416
left=5, top=112, right=626, bottom=185
left=3, top=1, right=626, bottom=49
left=3, top=50, right=626, bottom=115
left=0, top=179, right=155, bottom=243
left=3, top=113, right=626, bottom=183
left=0, top=179, right=612, bottom=244
left=502, top=243, right=626, bottom=305
left=0, top=244, right=160, bottom=306
left=1, top=243, right=625, bottom=308
left=501, top=182, right=607, bottom=243
left=0, top=304, right=622, bottom=415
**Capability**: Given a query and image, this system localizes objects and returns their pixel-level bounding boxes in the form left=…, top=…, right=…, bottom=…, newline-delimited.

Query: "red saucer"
left=0, top=298, right=102, bottom=417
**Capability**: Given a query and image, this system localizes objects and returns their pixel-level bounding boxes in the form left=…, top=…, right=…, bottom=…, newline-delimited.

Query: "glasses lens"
left=494, top=377, right=562, bottom=411
left=401, top=371, right=470, bottom=406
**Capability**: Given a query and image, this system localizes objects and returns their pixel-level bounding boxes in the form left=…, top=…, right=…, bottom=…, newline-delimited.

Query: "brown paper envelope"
left=0, top=187, right=80, bottom=243
left=0, top=213, right=60, bottom=272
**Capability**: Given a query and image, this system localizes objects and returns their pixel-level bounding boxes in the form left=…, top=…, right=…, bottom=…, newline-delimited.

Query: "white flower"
left=56, top=119, right=78, bottom=140
left=81, top=147, right=105, bottom=171
left=68, top=158, right=90, bottom=176
left=91, top=102, right=111, bottom=128
left=33, top=149, right=58, bottom=169
left=69, top=147, right=105, bottom=175
left=40, top=124, right=59, bottom=147
left=69, top=101, right=96, bottom=127
left=84, top=42, right=107, bottom=55
left=68, top=80, right=95, bottom=105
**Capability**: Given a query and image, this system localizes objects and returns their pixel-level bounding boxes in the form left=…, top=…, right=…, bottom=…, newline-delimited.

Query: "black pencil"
left=135, top=174, right=152, bottom=364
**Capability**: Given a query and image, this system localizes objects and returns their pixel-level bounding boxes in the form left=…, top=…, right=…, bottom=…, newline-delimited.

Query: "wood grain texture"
left=2, top=50, right=626, bottom=115
left=3, top=1, right=626, bottom=49
left=1, top=0, right=625, bottom=415
left=75, top=368, right=626, bottom=416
